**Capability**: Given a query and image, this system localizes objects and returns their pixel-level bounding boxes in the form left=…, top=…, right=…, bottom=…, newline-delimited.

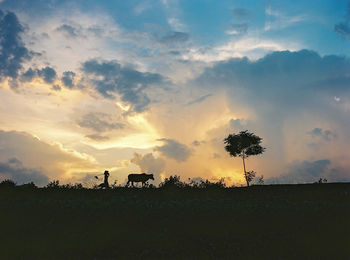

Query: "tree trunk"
left=242, top=154, right=249, bottom=187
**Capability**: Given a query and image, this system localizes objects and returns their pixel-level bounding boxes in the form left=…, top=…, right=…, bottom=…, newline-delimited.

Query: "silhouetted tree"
left=224, top=130, right=265, bottom=186
left=245, top=171, right=256, bottom=185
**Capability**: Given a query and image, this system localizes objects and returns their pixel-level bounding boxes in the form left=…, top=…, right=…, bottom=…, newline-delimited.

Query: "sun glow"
left=212, top=167, right=245, bottom=186
left=84, top=114, right=162, bottom=149
left=116, top=102, right=130, bottom=111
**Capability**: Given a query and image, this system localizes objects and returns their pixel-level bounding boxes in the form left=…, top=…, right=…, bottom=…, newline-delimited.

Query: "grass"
left=1, top=183, right=350, bottom=259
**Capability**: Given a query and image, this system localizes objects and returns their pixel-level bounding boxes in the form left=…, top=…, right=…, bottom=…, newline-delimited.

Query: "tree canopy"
left=224, top=130, right=265, bottom=158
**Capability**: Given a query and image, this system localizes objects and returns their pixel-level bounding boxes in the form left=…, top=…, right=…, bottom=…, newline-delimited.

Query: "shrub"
left=18, top=182, right=37, bottom=189
left=46, top=180, right=60, bottom=189
left=62, top=183, right=84, bottom=189
left=159, top=175, right=187, bottom=189
left=198, top=179, right=226, bottom=189
left=0, top=179, right=16, bottom=188
left=315, top=178, right=327, bottom=184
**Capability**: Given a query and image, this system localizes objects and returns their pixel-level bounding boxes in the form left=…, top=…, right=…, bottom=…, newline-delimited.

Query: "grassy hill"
left=1, top=183, right=350, bottom=259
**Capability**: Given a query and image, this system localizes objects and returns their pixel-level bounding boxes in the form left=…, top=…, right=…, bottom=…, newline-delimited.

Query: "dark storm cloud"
left=308, top=128, right=336, bottom=141
left=196, top=50, right=350, bottom=110
left=0, top=158, right=49, bottom=186
left=37, top=66, right=57, bottom=84
left=20, top=66, right=58, bottom=85
left=334, top=4, right=350, bottom=39
left=154, top=138, right=192, bottom=162
left=61, top=71, right=76, bottom=88
left=0, top=10, right=32, bottom=81
left=20, top=68, right=36, bottom=82
left=81, top=59, right=164, bottom=112
left=77, top=112, right=124, bottom=132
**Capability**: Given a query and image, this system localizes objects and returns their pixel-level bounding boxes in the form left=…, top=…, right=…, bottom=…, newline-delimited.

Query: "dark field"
left=1, top=183, right=350, bottom=259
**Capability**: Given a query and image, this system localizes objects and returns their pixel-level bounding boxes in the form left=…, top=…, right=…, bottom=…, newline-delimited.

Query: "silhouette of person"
left=103, top=170, right=110, bottom=188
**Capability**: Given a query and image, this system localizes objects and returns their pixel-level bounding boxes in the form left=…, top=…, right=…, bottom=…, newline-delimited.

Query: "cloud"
left=85, top=134, right=110, bottom=142
left=192, top=140, right=201, bottom=146
left=56, top=24, right=81, bottom=38
left=266, top=159, right=330, bottom=184
left=186, top=93, right=212, bottom=106
left=0, top=130, right=97, bottom=181
left=229, top=119, right=246, bottom=131
left=61, top=71, right=76, bottom=88
left=37, top=66, right=57, bottom=84
left=131, top=152, right=166, bottom=184
left=20, top=68, right=36, bottom=82
left=308, top=128, right=337, bottom=141
left=52, top=84, right=61, bottom=91
left=131, top=152, right=165, bottom=174
left=0, top=10, right=32, bottom=81
left=231, top=8, right=250, bottom=19
left=156, top=31, right=190, bottom=45
left=266, top=159, right=350, bottom=184
left=19, top=66, right=57, bottom=85
left=265, top=6, right=306, bottom=31
left=0, top=158, right=49, bottom=186
left=154, top=138, right=192, bottom=162
left=77, top=112, right=124, bottom=132
left=196, top=50, right=350, bottom=107
left=334, top=4, right=350, bottom=39
left=81, top=59, right=164, bottom=112
left=335, top=23, right=350, bottom=39
left=226, top=23, right=248, bottom=35
left=134, top=1, right=153, bottom=15
left=184, top=36, right=296, bottom=62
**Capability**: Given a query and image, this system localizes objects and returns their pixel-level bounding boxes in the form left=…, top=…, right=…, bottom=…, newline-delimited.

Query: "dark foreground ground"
left=1, top=183, right=350, bottom=259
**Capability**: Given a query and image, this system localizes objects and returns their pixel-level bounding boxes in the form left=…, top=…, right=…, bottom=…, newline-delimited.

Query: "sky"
left=1, top=0, right=350, bottom=186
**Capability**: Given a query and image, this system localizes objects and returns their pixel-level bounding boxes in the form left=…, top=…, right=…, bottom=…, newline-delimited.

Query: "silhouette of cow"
left=127, top=173, right=154, bottom=187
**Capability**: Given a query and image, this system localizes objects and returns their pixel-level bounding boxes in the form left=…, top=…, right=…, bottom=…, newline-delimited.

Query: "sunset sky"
left=1, top=0, right=350, bottom=186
